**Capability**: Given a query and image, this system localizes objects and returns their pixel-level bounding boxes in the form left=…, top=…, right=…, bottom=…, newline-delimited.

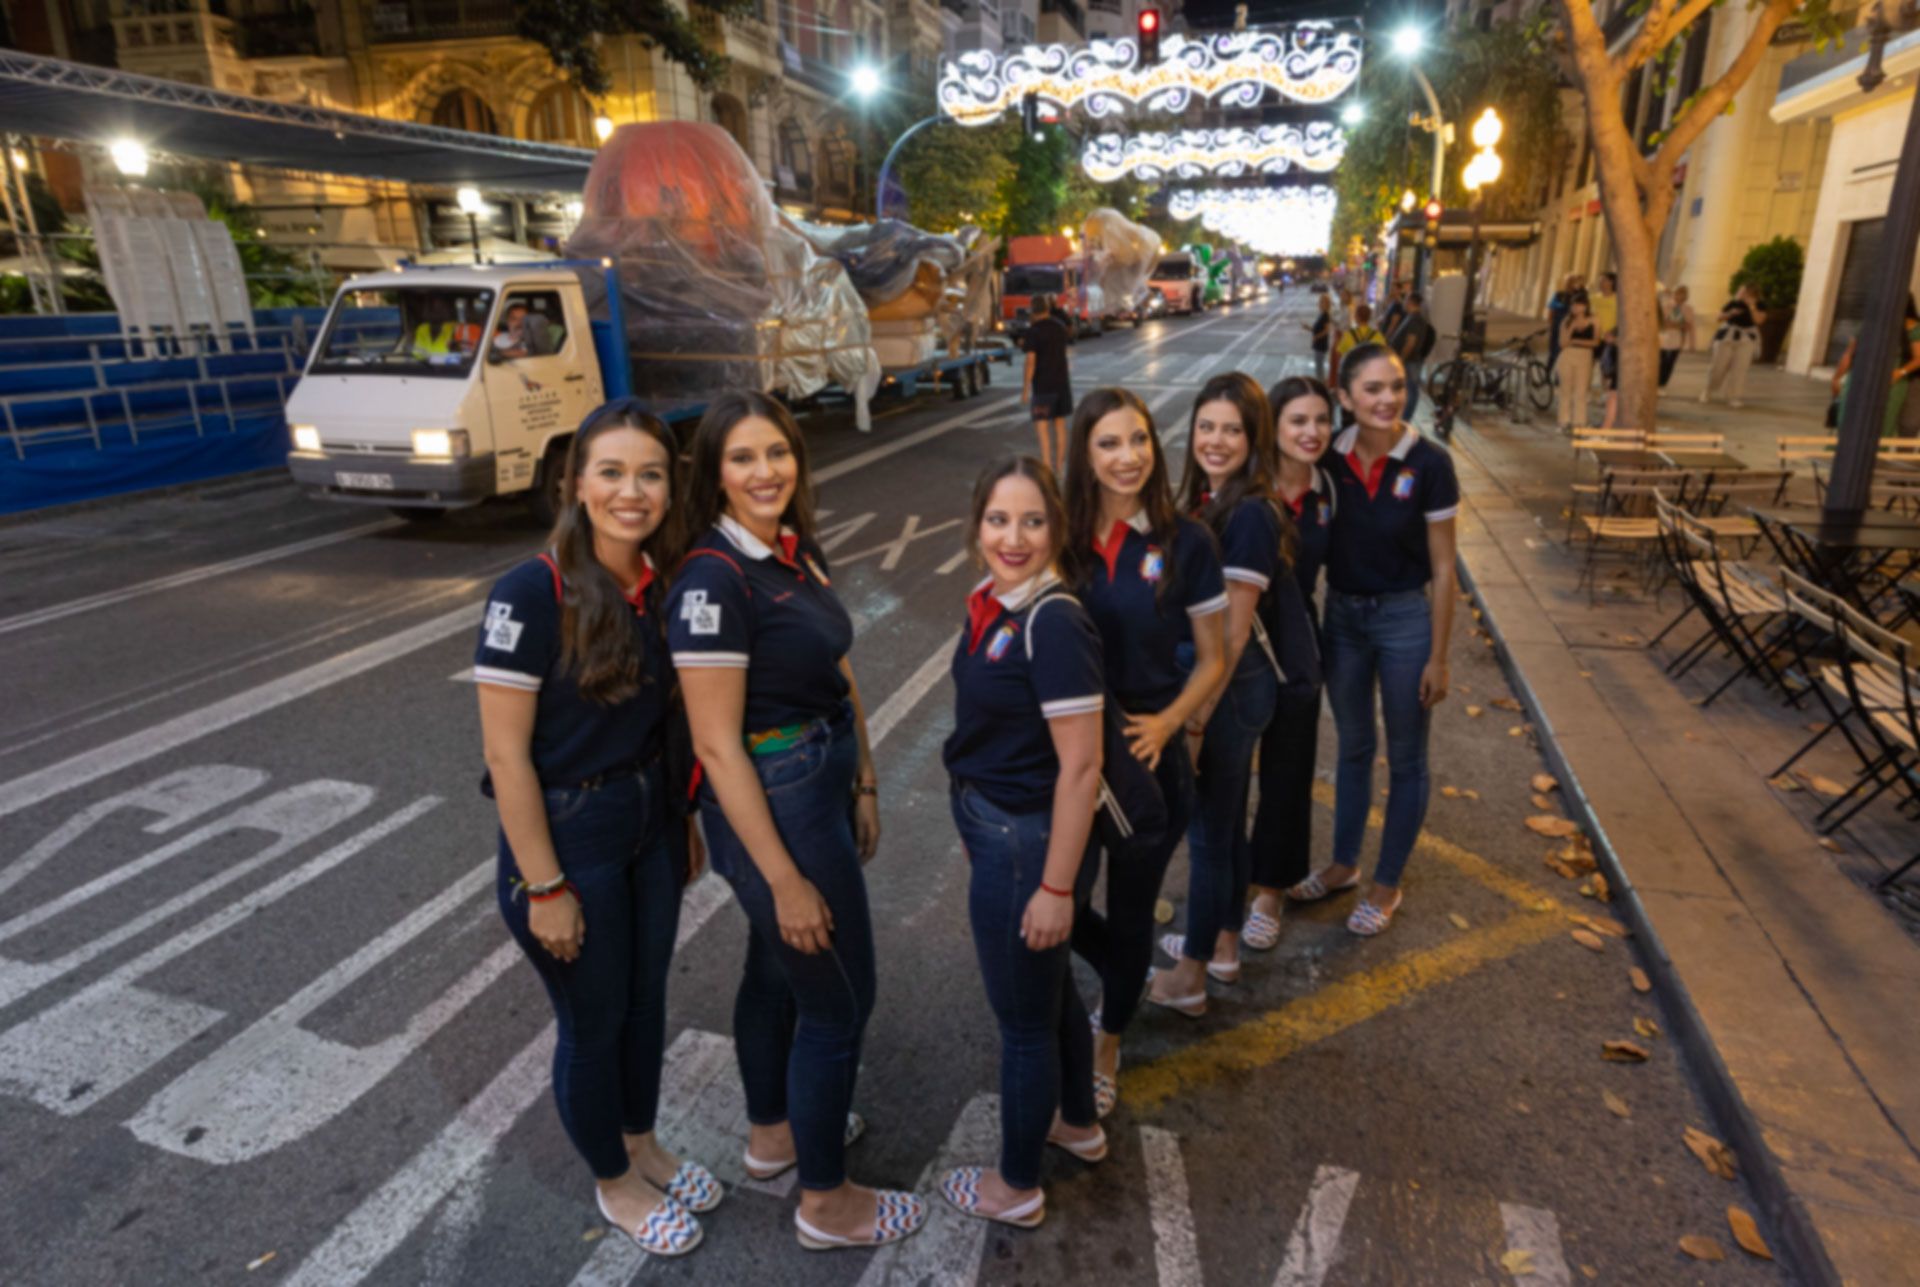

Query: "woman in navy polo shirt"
left=666, top=390, right=925, bottom=1252
left=475, top=401, right=716, bottom=1258
left=1063, top=387, right=1227, bottom=1115
left=1150, top=373, right=1287, bottom=1010
left=1243, top=376, right=1337, bottom=949
left=940, top=455, right=1109, bottom=1228
left=1299, top=345, right=1458, bottom=937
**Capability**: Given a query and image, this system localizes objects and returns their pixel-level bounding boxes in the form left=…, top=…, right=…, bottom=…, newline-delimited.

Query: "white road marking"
left=1499, top=1202, right=1574, bottom=1286
left=1271, top=1165, right=1361, bottom=1287
left=0, top=795, right=433, bottom=1115
left=1140, top=1125, right=1204, bottom=1287
left=0, top=519, right=397, bottom=637
left=0, top=780, right=379, bottom=1010
left=866, top=635, right=957, bottom=749
left=835, top=515, right=965, bottom=572
left=129, top=854, right=503, bottom=1162
left=936, top=548, right=972, bottom=576
left=855, top=1093, right=1000, bottom=1287
left=814, top=396, right=1017, bottom=485
left=0, top=764, right=266, bottom=898
left=0, top=604, right=476, bottom=821
left=817, top=511, right=880, bottom=554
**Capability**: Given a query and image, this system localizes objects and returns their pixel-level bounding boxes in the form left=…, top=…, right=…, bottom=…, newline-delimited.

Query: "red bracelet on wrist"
left=1039, top=881, right=1072, bottom=899
left=528, top=880, right=578, bottom=904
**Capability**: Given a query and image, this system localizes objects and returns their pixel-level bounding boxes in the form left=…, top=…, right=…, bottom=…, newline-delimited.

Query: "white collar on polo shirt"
left=975, top=567, right=1063, bottom=613
left=717, top=514, right=796, bottom=561
left=1331, top=423, right=1421, bottom=461
left=1124, top=507, right=1152, bottom=534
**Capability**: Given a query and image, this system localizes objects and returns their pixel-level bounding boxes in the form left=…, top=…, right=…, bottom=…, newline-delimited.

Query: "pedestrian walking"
left=666, top=390, right=925, bottom=1252
left=1308, top=292, right=1334, bottom=384
left=1590, top=273, right=1621, bottom=428
left=1023, top=295, right=1073, bottom=475
left=1379, top=279, right=1410, bottom=341
left=938, top=456, right=1109, bottom=1230
left=1831, top=295, right=1920, bottom=437
left=474, top=401, right=715, bottom=1258
left=1063, top=388, right=1226, bottom=1118
left=1546, top=273, right=1578, bottom=372
left=1702, top=285, right=1765, bottom=408
left=1305, top=346, right=1459, bottom=937
left=1244, top=376, right=1337, bottom=950
left=1331, top=302, right=1386, bottom=394
left=1149, top=374, right=1286, bottom=1010
left=1657, top=285, right=1695, bottom=389
left=1555, top=296, right=1599, bottom=431
left=1389, top=293, right=1437, bottom=419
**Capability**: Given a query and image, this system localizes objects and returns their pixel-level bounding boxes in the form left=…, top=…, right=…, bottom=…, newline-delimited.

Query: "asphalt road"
left=0, top=293, right=1794, bottom=1286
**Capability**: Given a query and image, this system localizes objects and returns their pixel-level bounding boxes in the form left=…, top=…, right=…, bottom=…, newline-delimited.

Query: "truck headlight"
left=291, top=424, right=321, bottom=453
left=412, top=429, right=470, bottom=459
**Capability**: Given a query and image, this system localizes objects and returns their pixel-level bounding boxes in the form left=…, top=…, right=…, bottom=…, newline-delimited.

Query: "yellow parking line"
left=1121, top=909, right=1563, bottom=1113
left=1309, top=781, right=1564, bottom=914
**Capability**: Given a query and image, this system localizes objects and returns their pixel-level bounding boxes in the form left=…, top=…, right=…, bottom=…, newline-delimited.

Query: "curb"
left=0, top=466, right=291, bottom=530
left=1453, top=542, right=1835, bottom=1286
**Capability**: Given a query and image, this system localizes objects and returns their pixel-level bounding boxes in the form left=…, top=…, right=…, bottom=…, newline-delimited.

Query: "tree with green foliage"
left=515, top=0, right=758, bottom=98
left=1332, top=14, right=1568, bottom=257
left=191, top=183, right=328, bottom=308
left=889, top=119, right=1018, bottom=235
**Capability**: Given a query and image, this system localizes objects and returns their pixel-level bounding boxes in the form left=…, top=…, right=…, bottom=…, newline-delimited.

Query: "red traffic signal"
left=1138, top=8, right=1162, bottom=64
left=1422, top=197, right=1444, bottom=224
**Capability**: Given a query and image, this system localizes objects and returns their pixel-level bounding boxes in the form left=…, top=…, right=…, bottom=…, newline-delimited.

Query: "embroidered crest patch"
left=1140, top=546, right=1166, bottom=583
left=1391, top=471, right=1417, bottom=501
left=679, top=589, right=722, bottom=635
left=484, top=601, right=523, bottom=653
left=986, top=622, right=1018, bottom=661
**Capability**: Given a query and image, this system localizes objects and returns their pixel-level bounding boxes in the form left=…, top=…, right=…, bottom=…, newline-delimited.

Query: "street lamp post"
left=1460, top=108, right=1504, bottom=341
left=456, top=186, right=485, bottom=265
left=850, top=64, right=883, bottom=221
left=1390, top=26, right=1448, bottom=293
left=874, top=114, right=942, bottom=222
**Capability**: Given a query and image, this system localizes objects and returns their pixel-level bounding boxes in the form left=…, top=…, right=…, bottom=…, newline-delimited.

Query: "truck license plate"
left=335, top=471, right=394, bottom=491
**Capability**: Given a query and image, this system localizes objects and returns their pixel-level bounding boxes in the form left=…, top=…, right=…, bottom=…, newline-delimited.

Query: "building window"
left=713, top=94, right=751, bottom=152
left=779, top=117, right=813, bottom=190
left=431, top=88, right=498, bottom=135
left=526, top=83, right=594, bottom=146
left=820, top=127, right=855, bottom=198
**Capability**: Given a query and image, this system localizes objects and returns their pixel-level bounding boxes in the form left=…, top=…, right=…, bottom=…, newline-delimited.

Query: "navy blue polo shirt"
left=665, top=516, right=853, bottom=731
left=1325, top=424, right=1460, bottom=596
left=943, top=572, right=1105, bottom=814
left=1198, top=494, right=1286, bottom=678
left=473, top=554, right=669, bottom=786
left=1281, top=464, right=1336, bottom=603
left=1081, top=511, right=1227, bottom=710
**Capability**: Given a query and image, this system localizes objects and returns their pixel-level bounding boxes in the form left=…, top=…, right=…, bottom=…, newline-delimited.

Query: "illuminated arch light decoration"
left=1170, top=186, right=1338, bottom=258
left=937, top=23, right=1362, bottom=126
left=1082, top=123, right=1345, bottom=183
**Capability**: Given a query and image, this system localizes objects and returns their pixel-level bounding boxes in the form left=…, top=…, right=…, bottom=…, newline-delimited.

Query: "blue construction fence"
left=0, top=307, right=328, bottom=515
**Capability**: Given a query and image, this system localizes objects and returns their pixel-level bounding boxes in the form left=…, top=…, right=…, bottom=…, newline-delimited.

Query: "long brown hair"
left=965, top=455, right=1066, bottom=575
left=681, top=389, right=819, bottom=547
left=1062, top=387, right=1180, bottom=595
left=548, top=398, right=684, bottom=704
left=1180, top=372, right=1294, bottom=572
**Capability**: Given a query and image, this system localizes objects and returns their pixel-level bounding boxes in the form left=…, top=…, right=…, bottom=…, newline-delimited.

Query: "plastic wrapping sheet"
left=1083, top=208, right=1158, bottom=315
left=943, top=226, right=1001, bottom=348
left=565, top=123, right=876, bottom=417
left=788, top=218, right=966, bottom=312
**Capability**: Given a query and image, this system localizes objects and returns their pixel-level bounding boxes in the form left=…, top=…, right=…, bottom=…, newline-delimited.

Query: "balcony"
left=693, top=9, right=779, bottom=67
left=365, top=0, right=516, bottom=43
left=235, top=8, right=321, bottom=57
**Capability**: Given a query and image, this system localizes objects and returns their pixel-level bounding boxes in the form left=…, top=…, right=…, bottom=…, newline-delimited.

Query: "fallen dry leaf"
left=1466, top=704, right=1485, bottom=718
left=1602, top=1039, right=1650, bottom=1062
left=1683, top=731, right=1701, bottom=742
left=1726, top=1206, right=1772, bottom=1260
left=1499, top=1248, right=1536, bottom=1276
left=1462, top=788, right=1481, bottom=801
left=1509, top=725, right=1526, bottom=737
left=1532, top=792, right=1556, bottom=811
left=1616, top=634, right=1640, bottom=645
left=1514, top=1100, right=1531, bottom=1114
left=1767, top=774, right=1803, bottom=793
left=1441, top=785, right=1461, bottom=798
left=1532, top=772, right=1559, bottom=793
left=1633, top=1016, right=1661, bottom=1040
left=582, top=1227, right=606, bottom=1243
left=1603, top=1089, right=1632, bottom=1119
left=1805, top=773, right=1849, bottom=797
left=246, top=1252, right=277, bottom=1272
left=1580, top=670, right=1594, bottom=678
left=1527, top=815, right=1579, bottom=838
left=1630, top=967, right=1652, bottom=993
left=1572, top=914, right=1630, bottom=939
left=1491, top=696, right=1524, bottom=712
left=1683, top=1126, right=1739, bottom=1180
left=1581, top=1267, right=1599, bottom=1281
left=1679, top=1235, right=1725, bottom=1262
left=1818, top=837, right=1843, bottom=854
left=1153, top=898, right=1175, bottom=924
left=1545, top=857, right=1578, bottom=879
left=1571, top=929, right=1606, bottom=952
left=1448, top=912, right=1471, bottom=930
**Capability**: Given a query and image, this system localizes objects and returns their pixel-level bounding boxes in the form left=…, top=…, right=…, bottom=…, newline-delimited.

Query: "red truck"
left=1001, top=235, right=1101, bottom=339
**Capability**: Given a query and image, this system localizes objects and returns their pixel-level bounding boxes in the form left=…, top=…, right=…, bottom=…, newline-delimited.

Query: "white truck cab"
left=285, top=264, right=603, bottom=522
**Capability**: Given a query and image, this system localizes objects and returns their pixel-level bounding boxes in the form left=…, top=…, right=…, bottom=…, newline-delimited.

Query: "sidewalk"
left=1444, top=363, right=1920, bottom=1285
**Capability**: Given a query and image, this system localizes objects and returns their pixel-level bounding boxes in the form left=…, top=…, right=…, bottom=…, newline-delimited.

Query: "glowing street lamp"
left=1461, top=107, right=1505, bottom=333
left=110, top=138, right=149, bottom=178
left=456, top=186, right=486, bottom=264
left=850, top=65, right=883, bottom=100
left=1391, top=25, right=1425, bottom=58
left=1400, top=188, right=1417, bottom=213
left=593, top=114, right=615, bottom=143
left=1340, top=101, right=1366, bottom=126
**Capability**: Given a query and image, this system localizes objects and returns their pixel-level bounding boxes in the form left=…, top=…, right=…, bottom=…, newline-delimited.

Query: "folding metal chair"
left=1824, top=603, right=1920, bottom=869
left=1656, top=500, right=1789, bottom=704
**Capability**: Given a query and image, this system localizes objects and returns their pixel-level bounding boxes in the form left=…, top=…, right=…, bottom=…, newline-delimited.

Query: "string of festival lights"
left=1169, top=186, right=1338, bottom=258
left=1081, top=122, right=1346, bottom=182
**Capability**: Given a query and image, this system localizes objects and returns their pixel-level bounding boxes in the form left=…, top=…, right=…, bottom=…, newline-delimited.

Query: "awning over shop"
left=0, top=49, right=595, bottom=195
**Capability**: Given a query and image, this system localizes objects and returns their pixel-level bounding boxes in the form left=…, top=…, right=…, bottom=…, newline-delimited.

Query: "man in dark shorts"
left=1022, top=294, right=1073, bottom=473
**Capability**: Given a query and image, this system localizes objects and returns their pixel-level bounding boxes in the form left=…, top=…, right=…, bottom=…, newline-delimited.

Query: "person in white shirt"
left=1657, top=285, right=1695, bottom=390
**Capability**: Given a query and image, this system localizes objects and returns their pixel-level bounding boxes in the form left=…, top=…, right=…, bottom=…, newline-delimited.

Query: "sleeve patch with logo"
left=680, top=590, right=723, bottom=636
left=484, top=601, right=524, bottom=652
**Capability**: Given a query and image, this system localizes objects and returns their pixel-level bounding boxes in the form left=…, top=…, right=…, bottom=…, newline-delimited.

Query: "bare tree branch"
left=1615, top=0, right=1683, bottom=78
left=1652, top=0, right=1799, bottom=171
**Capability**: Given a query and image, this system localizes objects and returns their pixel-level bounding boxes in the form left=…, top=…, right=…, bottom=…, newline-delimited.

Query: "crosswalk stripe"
left=1499, top=1202, right=1574, bottom=1285
left=855, top=1093, right=999, bottom=1287
left=1140, top=1125, right=1204, bottom=1287
left=1272, top=1165, right=1360, bottom=1287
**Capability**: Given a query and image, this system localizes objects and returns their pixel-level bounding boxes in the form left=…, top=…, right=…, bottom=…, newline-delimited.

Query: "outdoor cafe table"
left=1748, top=504, right=1920, bottom=605
left=1658, top=449, right=1747, bottom=472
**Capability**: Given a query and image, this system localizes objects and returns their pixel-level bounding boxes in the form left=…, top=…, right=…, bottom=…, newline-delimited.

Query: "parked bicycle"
left=1430, top=327, right=1555, bottom=440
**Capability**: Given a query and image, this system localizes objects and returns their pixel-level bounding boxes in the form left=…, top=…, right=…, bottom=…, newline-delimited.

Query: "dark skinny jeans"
left=1176, top=647, right=1277, bottom=957
left=1248, top=684, right=1325, bottom=899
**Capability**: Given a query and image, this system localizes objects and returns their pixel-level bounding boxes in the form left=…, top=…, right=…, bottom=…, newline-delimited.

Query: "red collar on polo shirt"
left=624, top=555, right=657, bottom=614
left=965, top=570, right=1061, bottom=653
left=1092, top=508, right=1154, bottom=581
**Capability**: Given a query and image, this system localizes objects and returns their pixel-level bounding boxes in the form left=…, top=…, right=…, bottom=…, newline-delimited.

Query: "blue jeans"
left=1249, top=684, right=1324, bottom=896
left=950, top=783, right=1098, bottom=1190
left=1176, top=649, right=1277, bottom=957
left=698, top=706, right=875, bottom=1191
left=497, top=764, right=681, bottom=1180
left=1404, top=360, right=1424, bottom=418
left=1071, top=734, right=1194, bottom=1034
left=1323, top=589, right=1433, bottom=887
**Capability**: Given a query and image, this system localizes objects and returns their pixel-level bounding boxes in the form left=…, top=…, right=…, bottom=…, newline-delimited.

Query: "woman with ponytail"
left=473, top=399, right=716, bottom=1258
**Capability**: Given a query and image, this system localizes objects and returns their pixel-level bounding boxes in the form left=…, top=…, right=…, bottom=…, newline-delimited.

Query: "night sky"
left=1180, top=0, right=1441, bottom=34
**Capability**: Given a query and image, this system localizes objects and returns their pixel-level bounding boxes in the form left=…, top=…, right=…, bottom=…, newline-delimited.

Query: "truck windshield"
left=1005, top=266, right=1065, bottom=296
left=1152, top=258, right=1193, bottom=281
left=309, top=286, right=495, bottom=378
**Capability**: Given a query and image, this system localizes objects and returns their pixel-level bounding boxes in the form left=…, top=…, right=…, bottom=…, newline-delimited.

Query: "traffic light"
left=1021, top=92, right=1040, bottom=140
left=1138, top=8, right=1162, bottom=65
left=1422, top=197, right=1444, bottom=225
